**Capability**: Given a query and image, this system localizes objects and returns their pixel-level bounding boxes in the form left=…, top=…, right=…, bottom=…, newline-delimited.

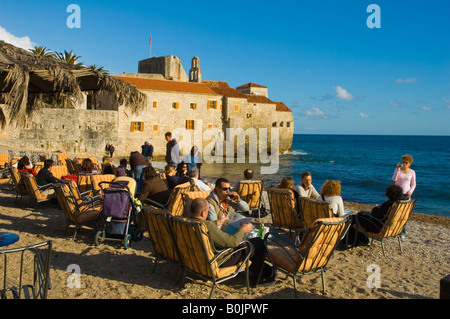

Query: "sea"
left=199, top=134, right=450, bottom=218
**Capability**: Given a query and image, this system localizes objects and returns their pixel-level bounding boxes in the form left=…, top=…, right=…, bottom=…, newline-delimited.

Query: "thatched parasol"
left=0, top=40, right=147, bottom=128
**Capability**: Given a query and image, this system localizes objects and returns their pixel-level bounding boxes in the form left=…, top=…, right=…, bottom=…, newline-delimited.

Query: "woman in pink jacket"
left=392, top=154, right=416, bottom=238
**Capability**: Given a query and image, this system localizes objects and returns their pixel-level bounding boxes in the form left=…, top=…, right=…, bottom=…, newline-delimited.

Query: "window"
left=207, top=100, right=217, bottom=109
left=186, top=120, right=196, bottom=130
left=153, top=101, right=157, bottom=108
left=131, top=121, right=144, bottom=132
left=190, top=103, right=197, bottom=110
left=153, top=124, right=159, bottom=131
left=172, top=102, right=179, bottom=109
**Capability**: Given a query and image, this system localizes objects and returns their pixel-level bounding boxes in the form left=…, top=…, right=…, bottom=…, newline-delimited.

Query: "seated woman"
left=101, top=156, right=116, bottom=175
left=275, top=176, right=297, bottom=211
left=79, top=158, right=98, bottom=174
left=138, top=165, right=172, bottom=206
left=164, top=164, right=179, bottom=190
left=17, top=156, right=36, bottom=176
left=320, top=180, right=351, bottom=217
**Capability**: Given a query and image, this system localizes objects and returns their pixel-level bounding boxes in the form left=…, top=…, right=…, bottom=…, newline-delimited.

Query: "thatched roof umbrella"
left=0, top=40, right=146, bottom=128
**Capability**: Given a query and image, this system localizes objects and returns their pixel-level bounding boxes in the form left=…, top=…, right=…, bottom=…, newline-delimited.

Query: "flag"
left=149, top=36, right=152, bottom=46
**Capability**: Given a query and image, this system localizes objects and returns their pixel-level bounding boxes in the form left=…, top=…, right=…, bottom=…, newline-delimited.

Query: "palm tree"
left=29, top=46, right=56, bottom=59
left=87, top=64, right=109, bottom=76
left=56, top=50, right=83, bottom=66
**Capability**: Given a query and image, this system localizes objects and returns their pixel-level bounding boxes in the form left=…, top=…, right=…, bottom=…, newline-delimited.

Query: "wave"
left=283, top=150, right=309, bottom=156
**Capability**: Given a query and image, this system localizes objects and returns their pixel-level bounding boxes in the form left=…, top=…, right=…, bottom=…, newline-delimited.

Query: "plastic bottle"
left=258, top=223, right=264, bottom=238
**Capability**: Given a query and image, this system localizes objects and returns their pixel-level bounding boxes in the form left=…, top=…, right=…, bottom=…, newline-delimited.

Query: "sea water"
left=200, top=134, right=450, bottom=217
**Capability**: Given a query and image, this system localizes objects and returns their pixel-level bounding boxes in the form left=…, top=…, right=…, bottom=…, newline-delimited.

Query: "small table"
left=0, top=232, right=20, bottom=248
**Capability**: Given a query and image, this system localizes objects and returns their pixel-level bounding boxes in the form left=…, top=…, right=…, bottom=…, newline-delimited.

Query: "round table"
left=0, top=232, right=20, bottom=248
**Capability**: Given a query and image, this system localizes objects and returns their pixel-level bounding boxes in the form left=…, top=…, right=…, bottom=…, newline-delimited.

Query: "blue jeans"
left=133, top=165, right=147, bottom=194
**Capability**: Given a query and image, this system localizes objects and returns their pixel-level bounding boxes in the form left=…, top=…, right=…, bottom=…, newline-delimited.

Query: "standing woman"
left=392, top=154, right=416, bottom=238
left=392, top=154, right=416, bottom=200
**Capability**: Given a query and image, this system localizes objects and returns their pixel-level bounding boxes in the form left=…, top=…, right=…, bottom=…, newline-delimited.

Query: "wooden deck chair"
left=49, top=165, right=68, bottom=179
left=90, top=174, right=116, bottom=195
left=267, top=187, right=302, bottom=235
left=170, top=216, right=252, bottom=299
left=143, top=181, right=197, bottom=216
left=77, top=173, right=99, bottom=193
left=354, top=199, right=417, bottom=257
left=20, top=172, right=55, bottom=209
left=9, top=167, right=28, bottom=204
left=53, top=182, right=102, bottom=239
left=0, top=154, right=9, bottom=169
left=182, top=190, right=212, bottom=217
left=0, top=240, right=52, bottom=299
left=141, top=206, right=183, bottom=282
left=236, top=180, right=263, bottom=218
left=265, top=217, right=350, bottom=298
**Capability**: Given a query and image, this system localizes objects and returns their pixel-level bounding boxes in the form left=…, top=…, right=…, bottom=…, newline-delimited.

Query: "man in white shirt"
left=293, top=171, right=321, bottom=199
left=188, top=167, right=211, bottom=192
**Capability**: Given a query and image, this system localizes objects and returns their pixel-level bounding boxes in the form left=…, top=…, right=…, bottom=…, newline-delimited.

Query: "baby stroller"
left=95, top=176, right=143, bottom=249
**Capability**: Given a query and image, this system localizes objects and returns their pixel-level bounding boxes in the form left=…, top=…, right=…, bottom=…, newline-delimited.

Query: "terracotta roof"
left=236, top=82, right=268, bottom=89
left=202, top=80, right=248, bottom=98
left=274, top=101, right=292, bottom=112
left=114, top=76, right=217, bottom=95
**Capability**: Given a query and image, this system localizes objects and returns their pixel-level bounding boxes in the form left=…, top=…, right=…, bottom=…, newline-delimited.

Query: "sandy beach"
left=1, top=174, right=449, bottom=301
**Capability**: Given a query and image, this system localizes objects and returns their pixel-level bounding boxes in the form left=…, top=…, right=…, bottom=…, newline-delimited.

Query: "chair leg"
left=293, top=276, right=298, bottom=299
left=209, top=284, right=216, bottom=299
left=321, top=270, right=326, bottom=294
left=398, top=237, right=403, bottom=254
left=381, top=240, right=387, bottom=258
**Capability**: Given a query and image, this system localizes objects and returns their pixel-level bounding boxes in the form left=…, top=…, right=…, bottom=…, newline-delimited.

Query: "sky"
left=0, top=0, right=449, bottom=136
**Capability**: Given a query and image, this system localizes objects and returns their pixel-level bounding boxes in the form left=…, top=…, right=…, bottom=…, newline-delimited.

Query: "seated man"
left=293, top=171, right=321, bottom=199
left=206, top=177, right=249, bottom=221
left=190, top=198, right=269, bottom=287
left=36, top=159, right=61, bottom=196
left=188, top=167, right=211, bottom=192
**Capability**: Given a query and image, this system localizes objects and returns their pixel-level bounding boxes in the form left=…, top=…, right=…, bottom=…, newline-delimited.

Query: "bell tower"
left=189, top=56, right=202, bottom=83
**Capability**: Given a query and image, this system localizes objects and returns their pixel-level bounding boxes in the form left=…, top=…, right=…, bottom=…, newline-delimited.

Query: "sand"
left=1, top=144, right=449, bottom=301
left=1, top=180, right=449, bottom=300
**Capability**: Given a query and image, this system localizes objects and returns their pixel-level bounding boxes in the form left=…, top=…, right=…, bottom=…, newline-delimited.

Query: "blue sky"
left=1, top=0, right=449, bottom=135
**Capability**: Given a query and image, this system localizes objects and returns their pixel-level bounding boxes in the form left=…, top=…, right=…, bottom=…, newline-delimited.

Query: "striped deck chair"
left=354, top=199, right=417, bottom=257
left=54, top=182, right=101, bottom=239
left=170, top=216, right=252, bottom=299
left=265, top=217, right=351, bottom=298
left=181, top=190, right=212, bottom=217
left=90, top=174, right=116, bottom=195
left=236, top=180, right=263, bottom=218
left=9, top=167, right=28, bottom=204
left=267, top=187, right=302, bottom=236
left=141, top=206, right=183, bottom=282
left=20, top=172, right=55, bottom=209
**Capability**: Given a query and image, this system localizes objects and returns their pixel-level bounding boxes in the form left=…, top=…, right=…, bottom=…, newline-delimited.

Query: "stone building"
left=0, top=55, right=294, bottom=162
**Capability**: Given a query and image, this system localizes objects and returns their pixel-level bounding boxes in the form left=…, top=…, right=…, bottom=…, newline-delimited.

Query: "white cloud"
left=0, top=26, right=35, bottom=50
left=395, top=78, right=419, bottom=84
left=359, top=113, right=369, bottom=118
left=333, top=86, right=354, bottom=101
left=390, top=101, right=408, bottom=108
left=304, top=107, right=326, bottom=118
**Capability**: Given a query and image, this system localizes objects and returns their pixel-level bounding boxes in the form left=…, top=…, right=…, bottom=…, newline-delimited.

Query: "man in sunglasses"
left=206, top=177, right=250, bottom=222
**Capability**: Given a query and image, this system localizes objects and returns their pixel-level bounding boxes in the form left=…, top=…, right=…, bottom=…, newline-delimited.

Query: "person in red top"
left=17, top=156, right=36, bottom=176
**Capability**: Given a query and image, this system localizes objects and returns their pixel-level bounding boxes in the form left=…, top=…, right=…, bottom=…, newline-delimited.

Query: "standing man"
left=165, top=132, right=180, bottom=167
